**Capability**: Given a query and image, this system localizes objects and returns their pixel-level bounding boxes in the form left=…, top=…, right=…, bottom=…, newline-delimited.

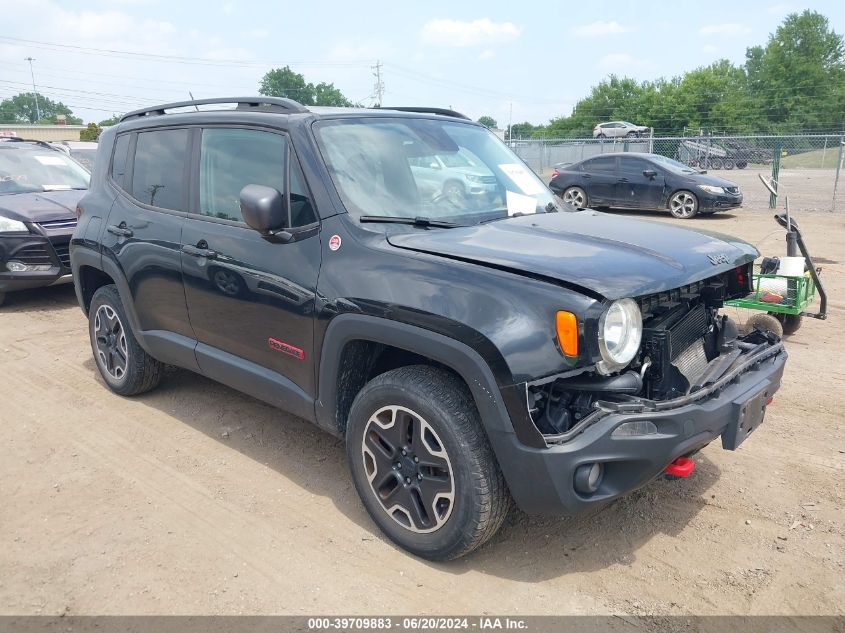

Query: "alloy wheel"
left=563, top=187, right=586, bottom=207
left=94, top=304, right=128, bottom=380
left=670, top=192, right=697, bottom=218
left=361, top=405, right=455, bottom=534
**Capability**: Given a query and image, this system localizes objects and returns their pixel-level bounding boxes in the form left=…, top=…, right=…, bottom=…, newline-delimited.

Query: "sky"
left=1, top=0, right=844, bottom=127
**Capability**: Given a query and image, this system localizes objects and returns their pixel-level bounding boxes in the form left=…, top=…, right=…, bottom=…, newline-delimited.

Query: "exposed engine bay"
left=529, top=265, right=784, bottom=438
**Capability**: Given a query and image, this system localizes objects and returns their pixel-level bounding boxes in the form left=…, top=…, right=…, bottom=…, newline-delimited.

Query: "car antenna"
left=188, top=92, right=200, bottom=111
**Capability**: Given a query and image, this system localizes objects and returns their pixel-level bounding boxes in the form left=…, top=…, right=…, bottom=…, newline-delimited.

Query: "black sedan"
left=549, top=152, right=743, bottom=219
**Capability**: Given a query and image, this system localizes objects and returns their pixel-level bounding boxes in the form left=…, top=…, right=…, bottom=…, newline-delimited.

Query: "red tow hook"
left=664, top=456, right=695, bottom=478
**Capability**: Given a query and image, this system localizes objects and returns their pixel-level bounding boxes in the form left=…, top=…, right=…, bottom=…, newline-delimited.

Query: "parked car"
left=51, top=141, right=98, bottom=171
left=71, top=98, right=785, bottom=560
left=0, top=138, right=89, bottom=307
left=550, top=153, right=743, bottom=219
left=593, top=121, right=650, bottom=138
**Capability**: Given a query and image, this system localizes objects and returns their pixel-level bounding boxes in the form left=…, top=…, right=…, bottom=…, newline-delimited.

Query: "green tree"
left=259, top=66, right=353, bottom=107
left=98, top=116, right=121, bottom=127
left=79, top=123, right=102, bottom=141
left=477, top=115, right=497, bottom=128
left=0, top=92, right=82, bottom=125
left=312, top=82, right=352, bottom=107
left=507, top=122, right=536, bottom=140
left=745, top=10, right=845, bottom=132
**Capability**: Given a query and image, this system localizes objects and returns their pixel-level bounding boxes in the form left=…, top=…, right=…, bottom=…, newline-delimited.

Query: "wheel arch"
left=315, top=314, right=518, bottom=442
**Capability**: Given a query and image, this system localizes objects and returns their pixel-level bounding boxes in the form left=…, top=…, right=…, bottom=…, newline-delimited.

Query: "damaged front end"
left=528, top=265, right=786, bottom=445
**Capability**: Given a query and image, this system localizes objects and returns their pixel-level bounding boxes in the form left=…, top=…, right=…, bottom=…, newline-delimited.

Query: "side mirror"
left=239, top=184, right=293, bottom=242
left=643, top=169, right=657, bottom=179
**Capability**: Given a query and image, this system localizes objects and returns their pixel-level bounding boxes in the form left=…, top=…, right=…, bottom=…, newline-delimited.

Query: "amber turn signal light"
left=555, top=311, right=578, bottom=357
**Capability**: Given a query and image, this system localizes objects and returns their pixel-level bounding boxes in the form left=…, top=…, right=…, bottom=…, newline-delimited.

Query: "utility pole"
left=507, top=102, right=513, bottom=144
left=371, top=61, right=385, bottom=106
left=25, top=57, right=41, bottom=123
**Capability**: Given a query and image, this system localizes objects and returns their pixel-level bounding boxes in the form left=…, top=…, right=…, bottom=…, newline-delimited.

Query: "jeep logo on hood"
left=708, top=253, right=730, bottom=265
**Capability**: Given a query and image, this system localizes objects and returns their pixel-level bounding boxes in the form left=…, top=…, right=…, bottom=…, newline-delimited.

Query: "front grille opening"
left=528, top=267, right=762, bottom=438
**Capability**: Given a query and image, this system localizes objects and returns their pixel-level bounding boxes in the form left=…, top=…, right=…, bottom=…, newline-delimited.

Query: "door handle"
left=181, top=244, right=218, bottom=259
left=616, top=177, right=629, bottom=183
left=582, top=174, right=592, bottom=179
left=106, top=224, right=133, bottom=238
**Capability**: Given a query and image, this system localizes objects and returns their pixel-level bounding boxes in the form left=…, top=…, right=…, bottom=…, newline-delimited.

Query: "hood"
left=686, top=172, right=740, bottom=188
left=386, top=210, right=757, bottom=299
left=0, top=190, right=84, bottom=223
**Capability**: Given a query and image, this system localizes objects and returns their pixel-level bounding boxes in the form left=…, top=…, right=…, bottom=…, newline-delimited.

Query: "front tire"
left=668, top=190, right=699, bottom=219
left=561, top=186, right=587, bottom=208
left=346, top=365, right=510, bottom=561
left=89, top=285, right=163, bottom=396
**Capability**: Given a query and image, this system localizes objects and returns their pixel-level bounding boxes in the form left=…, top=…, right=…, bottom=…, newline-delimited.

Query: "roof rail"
left=374, top=106, right=470, bottom=121
left=0, top=137, right=61, bottom=151
left=119, top=97, right=308, bottom=122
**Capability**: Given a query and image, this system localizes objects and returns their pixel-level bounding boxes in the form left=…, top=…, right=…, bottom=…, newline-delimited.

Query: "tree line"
left=482, top=10, right=845, bottom=138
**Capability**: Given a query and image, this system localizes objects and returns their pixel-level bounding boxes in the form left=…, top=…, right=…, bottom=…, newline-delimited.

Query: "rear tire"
left=710, top=157, right=724, bottom=170
left=746, top=313, right=783, bottom=338
left=89, top=285, right=163, bottom=396
left=0, top=291, right=5, bottom=307
left=723, top=159, right=735, bottom=170
left=346, top=365, right=510, bottom=561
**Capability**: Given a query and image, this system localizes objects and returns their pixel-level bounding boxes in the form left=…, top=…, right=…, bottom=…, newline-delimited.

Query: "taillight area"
left=551, top=169, right=559, bottom=178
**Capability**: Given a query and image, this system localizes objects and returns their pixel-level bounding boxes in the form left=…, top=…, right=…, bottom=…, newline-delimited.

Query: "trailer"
left=676, top=138, right=773, bottom=170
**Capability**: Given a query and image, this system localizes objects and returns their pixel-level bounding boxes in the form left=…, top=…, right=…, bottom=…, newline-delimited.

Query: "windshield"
left=314, top=117, right=558, bottom=224
left=0, top=146, right=90, bottom=194
left=649, top=154, right=698, bottom=174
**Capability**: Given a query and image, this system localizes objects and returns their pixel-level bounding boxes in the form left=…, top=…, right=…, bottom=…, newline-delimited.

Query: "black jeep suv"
left=71, top=98, right=787, bottom=560
left=1, top=138, right=89, bottom=306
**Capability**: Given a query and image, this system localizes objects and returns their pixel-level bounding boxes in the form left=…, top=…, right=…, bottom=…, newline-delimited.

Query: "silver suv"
left=409, top=149, right=497, bottom=202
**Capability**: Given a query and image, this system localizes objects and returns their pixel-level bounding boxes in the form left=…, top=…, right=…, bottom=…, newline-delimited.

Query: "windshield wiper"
left=359, top=215, right=461, bottom=228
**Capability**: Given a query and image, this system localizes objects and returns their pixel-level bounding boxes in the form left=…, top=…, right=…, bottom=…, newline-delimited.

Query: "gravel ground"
left=0, top=206, right=843, bottom=616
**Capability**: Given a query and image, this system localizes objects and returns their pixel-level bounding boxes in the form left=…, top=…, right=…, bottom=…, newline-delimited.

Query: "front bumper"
left=700, top=191, right=743, bottom=211
left=494, top=346, right=786, bottom=515
left=0, top=233, right=71, bottom=293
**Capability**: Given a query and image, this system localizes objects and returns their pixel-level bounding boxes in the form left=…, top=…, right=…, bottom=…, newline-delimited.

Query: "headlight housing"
left=0, top=216, right=28, bottom=233
left=597, top=298, right=642, bottom=375
left=698, top=184, right=725, bottom=194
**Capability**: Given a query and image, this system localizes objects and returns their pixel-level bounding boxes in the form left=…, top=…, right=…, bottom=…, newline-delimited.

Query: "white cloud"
left=596, top=53, right=653, bottom=73
left=571, top=20, right=634, bottom=38
left=244, top=28, right=269, bottom=40
left=699, top=23, right=751, bottom=36
left=767, top=3, right=794, bottom=15
left=221, top=2, right=234, bottom=15
left=702, top=44, right=720, bottom=54
left=421, top=18, right=522, bottom=47
left=478, top=49, right=495, bottom=61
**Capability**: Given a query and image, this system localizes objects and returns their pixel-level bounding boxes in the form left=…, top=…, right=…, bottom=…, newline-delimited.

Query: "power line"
left=0, top=35, right=373, bottom=69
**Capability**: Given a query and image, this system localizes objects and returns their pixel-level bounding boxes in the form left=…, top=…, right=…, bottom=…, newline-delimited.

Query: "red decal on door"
left=328, top=234, right=342, bottom=251
left=268, top=337, right=305, bottom=360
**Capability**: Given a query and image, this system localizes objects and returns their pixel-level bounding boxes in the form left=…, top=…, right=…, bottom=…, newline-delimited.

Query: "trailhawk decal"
left=268, top=337, right=305, bottom=360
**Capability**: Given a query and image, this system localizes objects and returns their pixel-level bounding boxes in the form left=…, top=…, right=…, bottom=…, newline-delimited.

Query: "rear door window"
left=130, top=129, right=189, bottom=211
left=585, top=156, right=617, bottom=172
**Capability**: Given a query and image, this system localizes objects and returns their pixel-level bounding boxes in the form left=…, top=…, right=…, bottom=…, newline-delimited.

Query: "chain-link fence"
left=511, top=134, right=845, bottom=211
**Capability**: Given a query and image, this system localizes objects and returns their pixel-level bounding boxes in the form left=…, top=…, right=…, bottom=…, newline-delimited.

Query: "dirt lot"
left=1, top=207, right=843, bottom=616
